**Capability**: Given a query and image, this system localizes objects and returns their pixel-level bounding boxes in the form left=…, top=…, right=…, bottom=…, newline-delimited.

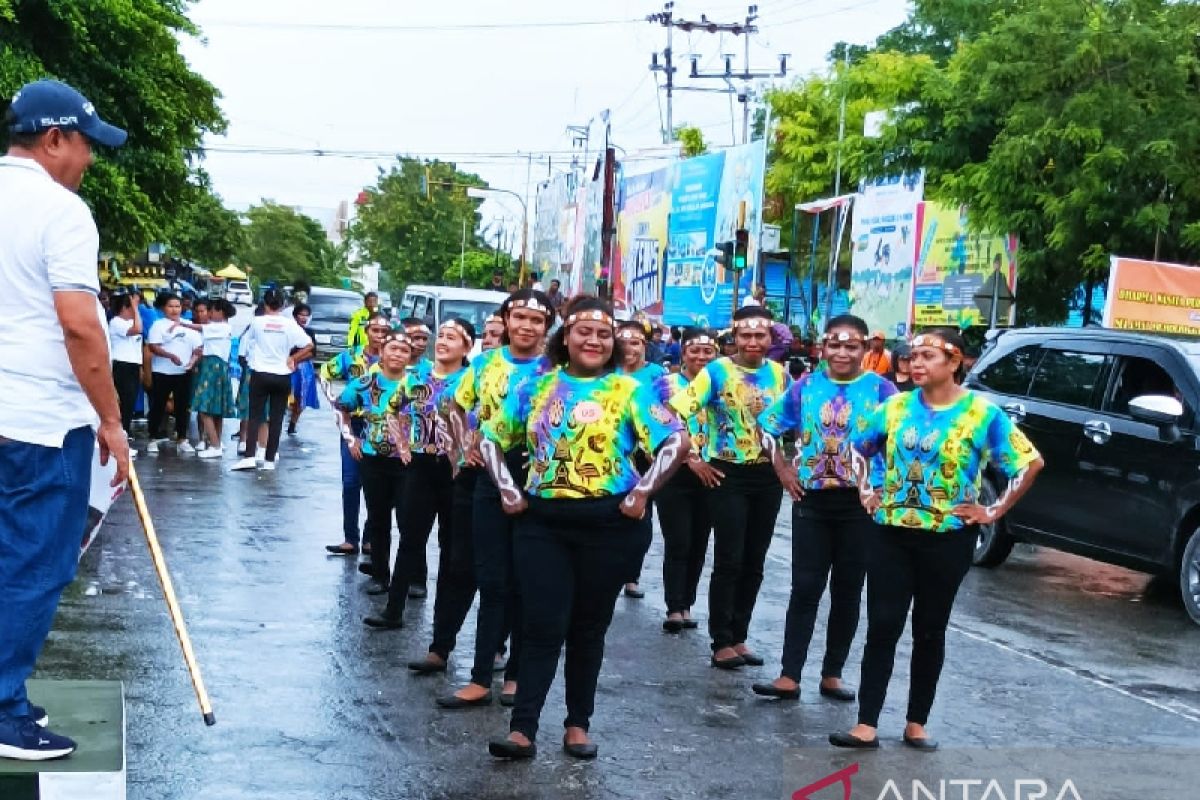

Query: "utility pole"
left=678, top=5, right=788, bottom=145
left=647, top=2, right=676, bottom=144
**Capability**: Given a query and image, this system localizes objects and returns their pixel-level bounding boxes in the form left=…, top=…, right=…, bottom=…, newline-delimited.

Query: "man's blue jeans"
left=0, top=426, right=93, bottom=723
left=340, top=430, right=364, bottom=546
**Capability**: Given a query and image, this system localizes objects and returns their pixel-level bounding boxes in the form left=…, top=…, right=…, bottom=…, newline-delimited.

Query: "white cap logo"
left=82, top=101, right=95, bottom=117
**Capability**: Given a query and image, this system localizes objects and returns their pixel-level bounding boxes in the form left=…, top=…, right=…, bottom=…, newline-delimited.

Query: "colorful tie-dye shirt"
left=482, top=371, right=684, bottom=499
left=668, top=357, right=789, bottom=464
left=759, top=370, right=897, bottom=491
left=320, top=346, right=380, bottom=383
left=851, top=390, right=1040, bottom=533
left=388, top=366, right=466, bottom=456
left=454, top=346, right=552, bottom=429
left=620, top=361, right=668, bottom=387
left=661, top=372, right=708, bottom=453
left=335, top=371, right=406, bottom=457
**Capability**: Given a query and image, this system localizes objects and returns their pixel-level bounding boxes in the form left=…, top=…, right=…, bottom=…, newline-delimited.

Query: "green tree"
left=0, top=0, right=225, bottom=253
left=350, top=157, right=487, bottom=288
left=875, top=0, right=1200, bottom=321
left=239, top=203, right=346, bottom=287
left=164, top=179, right=244, bottom=269
left=674, top=125, right=708, bottom=157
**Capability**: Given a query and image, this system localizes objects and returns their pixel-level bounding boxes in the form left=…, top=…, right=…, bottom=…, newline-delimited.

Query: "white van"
left=397, top=285, right=509, bottom=354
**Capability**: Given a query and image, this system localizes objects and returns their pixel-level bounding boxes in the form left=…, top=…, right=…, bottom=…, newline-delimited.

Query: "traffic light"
left=714, top=240, right=734, bottom=268
left=733, top=228, right=749, bottom=271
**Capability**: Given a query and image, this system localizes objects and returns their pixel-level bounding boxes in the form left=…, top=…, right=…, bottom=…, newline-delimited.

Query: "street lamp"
left=467, top=187, right=529, bottom=285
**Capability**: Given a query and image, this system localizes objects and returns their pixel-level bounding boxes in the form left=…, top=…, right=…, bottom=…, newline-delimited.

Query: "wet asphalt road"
left=37, top=405, right=1200, bottom=799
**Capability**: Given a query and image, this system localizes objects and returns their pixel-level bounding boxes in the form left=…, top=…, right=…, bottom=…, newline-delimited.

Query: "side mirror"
left=1129, top=394, right=1184, bottom=442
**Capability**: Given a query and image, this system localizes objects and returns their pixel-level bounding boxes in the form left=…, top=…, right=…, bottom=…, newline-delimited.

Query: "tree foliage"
left=239, top=203, right=347, bottom=287
left=674, top=125, right=709, bottom=158
left=349, top=157, right=488, bottom=289
left=0, top=0, right=226, bottom=254
left=163, top=178, right=244, bottom=269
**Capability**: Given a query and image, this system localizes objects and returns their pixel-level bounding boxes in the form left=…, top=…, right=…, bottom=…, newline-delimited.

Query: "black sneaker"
left=29, top=705, right=48, bottom=727
left=0, top=717, right=76, bottom=761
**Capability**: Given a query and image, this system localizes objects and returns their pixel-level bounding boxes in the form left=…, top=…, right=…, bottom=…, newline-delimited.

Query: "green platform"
left=0, top=679, right=125, bottom=800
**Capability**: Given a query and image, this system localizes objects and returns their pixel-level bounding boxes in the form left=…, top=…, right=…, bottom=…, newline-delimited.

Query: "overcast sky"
left=180, top=0, right=911, bottom=231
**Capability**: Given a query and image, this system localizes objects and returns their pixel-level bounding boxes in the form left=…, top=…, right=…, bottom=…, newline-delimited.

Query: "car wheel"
left=973, top=475, right=1015, bottom=568
left=1180, top=527, right=1200, bottom=626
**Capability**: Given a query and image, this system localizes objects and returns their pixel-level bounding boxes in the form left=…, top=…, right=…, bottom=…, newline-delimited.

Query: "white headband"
left=732, top=317, right=771, bottom=331
left=564, top=309, right=614, bottom=328
left=439, top=319, right=474, bottom=344
left=509, top=298, right=552, bottom=317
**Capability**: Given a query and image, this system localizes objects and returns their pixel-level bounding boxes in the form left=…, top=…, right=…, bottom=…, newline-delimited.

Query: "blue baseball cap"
left=7, top=79, right=127, bottom=147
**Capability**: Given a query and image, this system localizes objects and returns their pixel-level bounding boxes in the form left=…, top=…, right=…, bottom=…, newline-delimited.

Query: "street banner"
left=580, top=176, right=604, bottom=296
left=531, top=172, right=579, bottom=288
left=913, top=201, right=1018, bottom=327
left=613, top=166, right=672, bottom=316
left=1102, top=256, right=1200, bottom=335
left=848, top=171, right=924, bottom=337
left=663, top=140, right=765, bottom=326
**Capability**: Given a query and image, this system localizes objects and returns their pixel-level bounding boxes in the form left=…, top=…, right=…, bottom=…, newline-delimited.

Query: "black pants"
left=468, top=455, right=525, bottom=688
left=780, top=489, right=875, bottom=682
left=360, top=456, right=406, bottom=586
left=244, top=371, right=291, bottom=462
left=148, top=371, right=191, bottom=440
left=856, top=524, right=977, bottom=728
left=624, top=453, right=654, bottom=584
left=383, top=454, right=453, bottom=617
left=706, top=460, right=783, bottom=651
left=510, top=494, right=651, bottom=741
left=112, top=361, right=141, bottom=434
left=428, top=468, right=480, bottom=659
left=657, top=468, right=712, bottom=614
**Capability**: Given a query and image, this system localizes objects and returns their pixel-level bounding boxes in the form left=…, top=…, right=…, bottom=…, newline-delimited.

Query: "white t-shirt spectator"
left=0, top=156, right=107, bottom=447
left=147, top=318, right=202, bottom=375
left=109, top=316, right=143, bottom=365
left=201, top=321, right=233, bottom=361
left=242, top=314, right=311, bottom=375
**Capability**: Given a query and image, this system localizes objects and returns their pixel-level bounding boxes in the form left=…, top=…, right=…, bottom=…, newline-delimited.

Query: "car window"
left=438, top=299, right=500, bottom=332
left=1027, top=349, right=1108, bottom=408
left=409, top=296, right=428, bottom=319
left=975, top=344, right=1041, bottom=396
left=308, top=295, right=361, bottom=323
left=1104, top=355, right=1192, bottom=423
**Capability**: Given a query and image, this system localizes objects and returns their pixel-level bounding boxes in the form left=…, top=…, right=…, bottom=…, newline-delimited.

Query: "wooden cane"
left=127, top=461, right=217, bottom=726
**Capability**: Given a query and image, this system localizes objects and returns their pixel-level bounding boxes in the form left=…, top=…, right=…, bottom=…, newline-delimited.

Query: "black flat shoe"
left=710, top=654, right=745, bottom=670
left=437, top=691, right=493, bottom=709
left=663, top=618, right=684, bottom=633
left=363, top=614, right=403, bottom=629
left=357, top=563, right=374, bottom=577
left=407, top=657, right=447, bottom=673
left=623, top=586, right=645, bottom=599
left=681, top=618, right=699, bottom=629
left=408, top=584, right=427, bottom=599
left=499, top=691, right=515, bottom=707
left=738, top=651, right=765, bottom=666
left=488, top=737, right=536, bottom=759
left=819, top=685, right=857, bottom=702
left=829, top=731, right=880, bottom=749
left=325, top=544, right=359, bottom=556
left=366, top=583, right=389, bottom=596
left=563, top=740, right=598, bottom=760
left=751, top=682, right=799, bottom=700
left=903, top=733, right=939, bottom=751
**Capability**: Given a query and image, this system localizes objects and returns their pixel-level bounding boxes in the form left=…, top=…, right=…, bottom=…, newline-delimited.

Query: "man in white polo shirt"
left=0, top=79, right=130, bottom=760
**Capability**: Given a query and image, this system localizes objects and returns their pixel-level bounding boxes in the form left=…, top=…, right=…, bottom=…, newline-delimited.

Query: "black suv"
left=965, top=327, right=1200, bottom=625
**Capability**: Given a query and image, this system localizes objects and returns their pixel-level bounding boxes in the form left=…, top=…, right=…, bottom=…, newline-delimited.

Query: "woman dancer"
left=188, top=299, right=237, bottom=459
left=480, top=313, right=505, bottom=351
left=669, top=305, right=789, bottom=669
left=231, top=290, right=313, bottom=471
left=287, top=302, right=320, bottom=434
left=615, top=320, right=668, bottom=598
left=145, top=293, right=202, bottom=454
left=108, top=292, right=143, bottom=443
left=656, top=327, right=719, bottom=632
left=438, top=290, right=554, bottom=710
left=364, top=319, right=474, bottom=628
left=831, top=328, right=1042, bottom=750
left=751, top=315, right=896, bottom=703
left=481, top=298, right=689, bottom=760
left=334, top=332, right=414, bottom=592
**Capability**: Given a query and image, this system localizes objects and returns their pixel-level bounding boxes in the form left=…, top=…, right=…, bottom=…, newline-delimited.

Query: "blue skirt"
left=191, top=356, right=237, bottom=418
left=291, top=361, right=320, bottom=410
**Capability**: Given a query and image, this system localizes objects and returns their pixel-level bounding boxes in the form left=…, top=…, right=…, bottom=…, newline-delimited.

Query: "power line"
left=773, top=0, right=887, bottom=27
left=195, top=17, right=642, bottom=33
